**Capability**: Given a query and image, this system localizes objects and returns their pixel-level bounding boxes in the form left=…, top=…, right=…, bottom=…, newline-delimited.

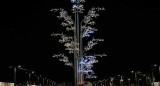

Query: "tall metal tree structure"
left=50, top=0, right=106, bottom=86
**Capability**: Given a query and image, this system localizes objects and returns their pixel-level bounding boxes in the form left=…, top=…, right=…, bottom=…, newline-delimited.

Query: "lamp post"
left=157, top=65, right=160, bottom=81
left=152, top=65, right=156, bottom=84
left=150, top=64, right=158, bottom=86
left=26, top=71, right=35, bottom=86
left=138, top=79, right=141, bottom=85
left=128, top=78, right=131, bottom=86
left=43, top=78, right=45, bottom=86
left=29, top=72, right=31, bottom=86
left=118, top=75, right=123, bottom=86
left=131, top=71, right=138, bottom=86
left=11, top=65, right=21, bottom=86
left=120, top=76, right=123, bottom=86
left=151, top=64, right=160, bottom=85
left=135, top=72, right=138, bottom=86
left=138, top=73, right=149, bottom=86
left=39, top=75, right=43, bottom=85
left=14, top=66, right=16, bottom=86
left=47, top=79, right=49, bottom=86
left=143, top=74, right=148, bottom=86
left=159, top=65, right=160, bottom=74
left=34, top=75, right=40, bottom=85
left=17, top=66, right=35, bottom=86
left=37, top=75, right=40, bottom=85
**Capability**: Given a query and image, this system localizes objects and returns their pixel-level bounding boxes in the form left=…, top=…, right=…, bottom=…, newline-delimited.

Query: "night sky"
left=0, top=0, right=160, bottom=83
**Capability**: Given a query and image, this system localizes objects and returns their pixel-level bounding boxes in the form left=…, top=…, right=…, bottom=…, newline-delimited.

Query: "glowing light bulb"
left=71, top=0, right=76, bottom=3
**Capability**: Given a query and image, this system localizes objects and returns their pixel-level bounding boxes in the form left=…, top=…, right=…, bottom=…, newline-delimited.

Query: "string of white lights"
left=51, top=0, right=106, bottom=81
left=52, top=54, right=73, bottom=67
left=84, top=38, right=104, bottom=51
left=50, top=8, right=74, bottom=31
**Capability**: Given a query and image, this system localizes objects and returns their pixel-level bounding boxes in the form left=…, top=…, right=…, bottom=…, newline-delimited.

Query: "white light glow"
left=51, top=0, right=106, bottom=82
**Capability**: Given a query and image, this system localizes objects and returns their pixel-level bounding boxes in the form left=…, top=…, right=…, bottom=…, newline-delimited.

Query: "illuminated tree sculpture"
left=50, top=0, right=106, bottom=86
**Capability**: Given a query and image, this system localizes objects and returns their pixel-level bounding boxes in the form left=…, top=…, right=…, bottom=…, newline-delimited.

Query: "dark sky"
left=0, top=0, right=160, bottom=82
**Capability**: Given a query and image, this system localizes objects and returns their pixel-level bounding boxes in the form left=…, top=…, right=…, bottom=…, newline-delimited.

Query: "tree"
left=50, top=0, right=106, bottom=86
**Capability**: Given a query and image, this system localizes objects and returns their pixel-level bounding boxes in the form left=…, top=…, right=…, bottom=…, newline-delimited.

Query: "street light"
left=131, top=71, right=136, bottom=86
left=36, top=75, right=40, bottom=85
left=117, top=75, right=123, bottom=86
left=43, top=77, right=46, bottom=86
left=47, top=79, right=49, bottom=85
left=131, top=71, right=134, bottom=73
left=159, top=66, right=160, bottom=75
left=9, top=65, right=21, bottom=86
left=153, top=64, right=160, bottom=83
left=17, top=66, right=35, bottom=86
left=140, top=74, right=149, bottom=86
left=150, top=64, right=159, bottom=84
left=131, top=70, right=139, bottom=86
left=128, top=78, right=131, bottom=86
left=14, top=66, right=16, bottom=86
left=120, top=76, right=124, bottom=86
left=25, top=71, right=32, bottom=86
left=28, top=71, right=35, bottom=86
left=138, top=78, right=141, bottom=85
left=153, top=64, right=160, bottom=79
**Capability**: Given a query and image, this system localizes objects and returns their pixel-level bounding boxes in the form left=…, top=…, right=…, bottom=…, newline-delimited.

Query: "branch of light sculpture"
left=52, top=54, right=73, bottom=67
left=50, top=8, right=74, bottom=31
left=84, top=38, right=104, bottom=51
